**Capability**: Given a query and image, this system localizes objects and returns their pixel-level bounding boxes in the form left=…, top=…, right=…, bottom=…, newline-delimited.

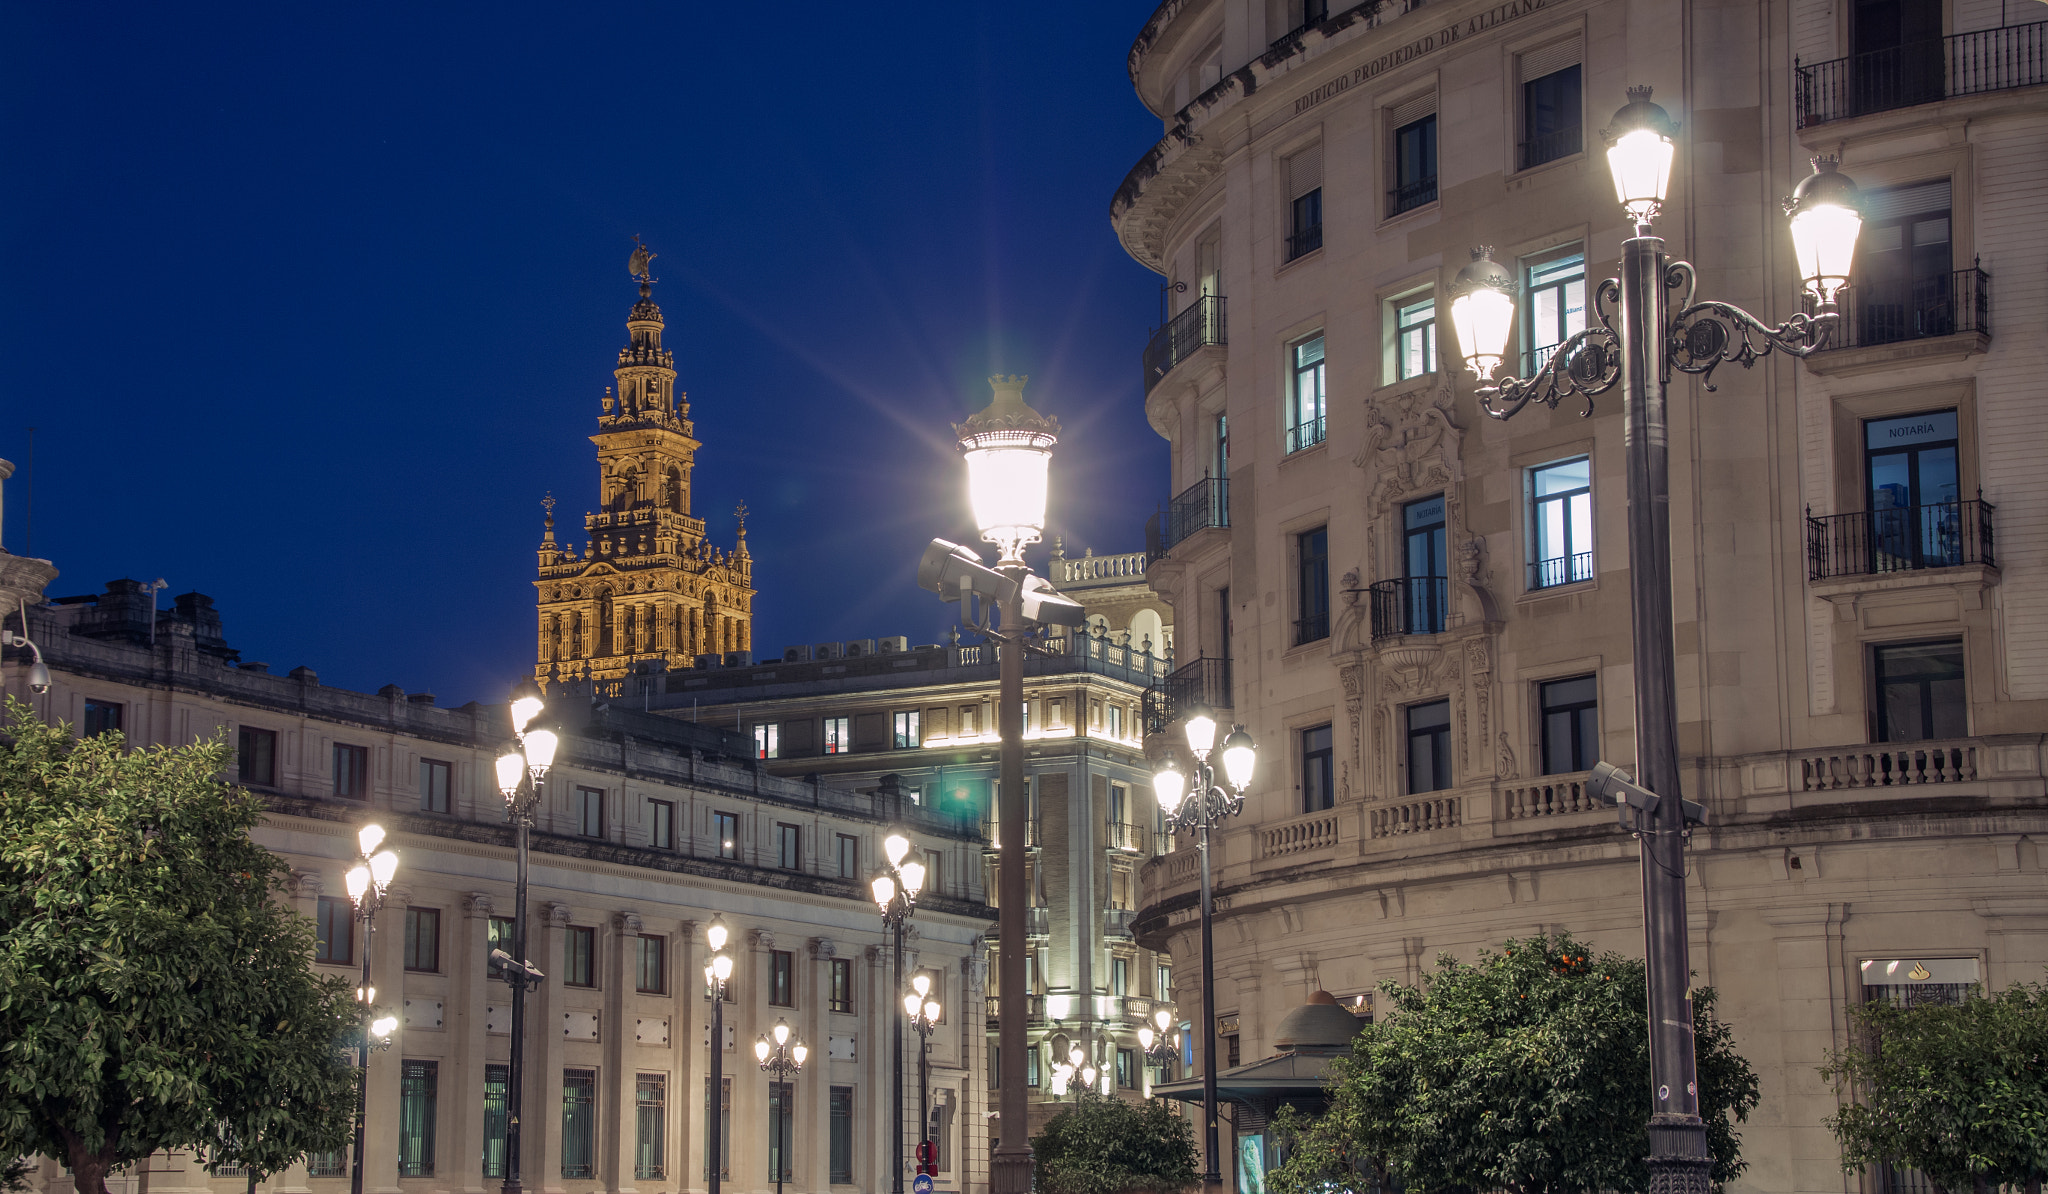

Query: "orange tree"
left=1034, top=1091, right=1199, bottom=1194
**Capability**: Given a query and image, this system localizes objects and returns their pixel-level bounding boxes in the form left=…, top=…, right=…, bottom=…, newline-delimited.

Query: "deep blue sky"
left=0, top=4, right=1168, bottom=705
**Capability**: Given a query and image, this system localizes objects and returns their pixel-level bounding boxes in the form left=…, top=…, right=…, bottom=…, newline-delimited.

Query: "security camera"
left=489, top=948, right=546, bottom=983
left=2, top=629, right=51, bottom=695
left=1018, top=575, right=1085, bottom=628
left=917, top=539, right=1018, bottom=603
left=1586, top=761, right=1707, bottom=827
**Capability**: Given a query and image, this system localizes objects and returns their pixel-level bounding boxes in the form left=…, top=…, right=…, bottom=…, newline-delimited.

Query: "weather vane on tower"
left=628, top=235, right=658, bottom=298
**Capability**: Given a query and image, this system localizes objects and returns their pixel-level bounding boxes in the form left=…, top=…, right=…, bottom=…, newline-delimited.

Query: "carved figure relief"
left=1497, top=732, right=1519, bottom=780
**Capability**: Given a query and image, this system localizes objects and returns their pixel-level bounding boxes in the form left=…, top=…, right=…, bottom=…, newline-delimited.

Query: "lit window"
left=398, top=1061, right=437, bottom=1177
left=1530, top=457, right=1594, bottom=588
left=714, top=811, right=739, bottom=860
left=824, top=716, right=851, bottom=754
left=635, top=1075, right=666, bottom=1181
left=754, top=723, right=779, bottom=759
left=1523, top=250, right=1586, bottom=373
left=561, top=1070, right=596, bottom=1179
left=1288, top=335, right=1326, bottom=453
left=893, top=710, right=921, bottom=749
left=1396, top=296, right=1436, bottom=379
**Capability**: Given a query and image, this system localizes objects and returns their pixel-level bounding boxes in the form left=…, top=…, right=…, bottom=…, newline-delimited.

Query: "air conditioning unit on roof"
left=694, top=654, right=723, bottom=669
left=783, top=645, right=814, bottom=663
left=843, top=638, right=879, bottom=658
left=814, top=642, right=845, bottom=661
left=876, top=635, right=910, bottom=654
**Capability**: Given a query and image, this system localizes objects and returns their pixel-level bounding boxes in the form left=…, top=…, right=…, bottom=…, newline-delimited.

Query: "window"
left=1389, top=95, right=1438, bottom=215
left=1404, top=494, right=1449, bottom=634
left=649, top=798, right=674, bottom=849
left=1865, top=410, right=1963, bottom=570
left=1111, top=957, right=1129, bottom=996
left=769, top=950, right=794, bottom=1007
left=403, top=908, right=440, bottom=973
left=1296, top=526, right=1330, bottom=644
left=576, top=787, right=604, bottom=838
left=754, top=723, right=779, bottom=759
left=830, top=1087, right=855, bottom=1183
left=562, top=1070, right=596, bottom=1179
left=1301, top=724, right=1334, bottom=812
left=777, top=823, right=801, bottom=870
left=1406, top=700, right=1452, bottom=793
left=1396, top=296, right=1436, bottom=380
left=636, top=934, right=666, bottom=994
left=1157, top=964, right=1173, bottom=1000
left=307, top=1153, right=344, bottom=1179
left=1287, top=334, right=1326, bottom=453
left=1214, top=411, right=1229, bottom=480
left=768, top=1081, right=794, bottom=1182
left=836, top=833, right=859, bottom=880
left=635, top=1074, right=666, bottom=1180
left=565, top=926, right=596, bottom=988
left=714, top=811, right=739, bottom=860
left=1853, top=181, right=1957, bottom=346
left=1523, top=249, right=1586, bottom=373
left=333, top=744, right=369, bottom=799
left=1540, top=675, right=1600, bottom=774
left=1116, top=1047, right=1137, bottom=1089
left=488, top=916, right=516, bottom=969
left=418, top=758, right=451, bottom=813
left=394, top=1060, right=437, bottom=1176
left=1285, top=144, right=1324, bottom=260
left=315, top=896, right=353, bottom=964
left=238, top=726, right=276, bottom=786
left=1874, top=640, right=1966, bottom=742
left=893, top=710, right=921, bottom=749
left=823, top=716, right=851, bottom=754
left=830, top=957, right=854, bottom=1014
left=1226, top=1034, right=1241, bottom=1068
left=1107, top=704, right=1124, bottom=738
left=1027, top=1047, right=1042, bottom=1087
left=483, top=1064, right=509, bottom=1179
left=82, top=700, right=122, bottom=738
left=1109, top=782, right=1127, bottom=838
left=1531, top=457, right=1594, bottom=588
left=703, top=1077, right=730, bottom=1180
left=1518, top=45, right=1582, bottom=169
left=925, top=849, right=944, bottom=898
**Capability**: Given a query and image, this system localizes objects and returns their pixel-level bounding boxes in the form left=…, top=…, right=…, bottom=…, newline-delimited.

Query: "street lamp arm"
left=1667, top=290, right=1835, bottom=391
left=1474, top=319, right=1623, bottom=421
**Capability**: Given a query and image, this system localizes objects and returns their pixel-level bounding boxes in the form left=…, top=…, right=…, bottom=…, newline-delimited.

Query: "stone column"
left=453, top=894, right=496, bottom=1194
left=677, top=920, right=702, bottom=1194
left=537, top=901, right=575, bottom=1194
left=608, top=913, right=643, bottom=1194
left=865, top=943, right=893, bottom=1194
left=1759, top=904, right=1853, bottom=1194
left=804, top=938, right=836, bottom=1194
left=365, top=890, right=408, bottom=1194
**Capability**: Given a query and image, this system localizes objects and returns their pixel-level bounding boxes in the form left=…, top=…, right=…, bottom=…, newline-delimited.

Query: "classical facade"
left=3, top=571, right=990, bottom=1194
left=1114, top=1, right=2046, bottom=1191
left=537, top=249, right=755, bottom=689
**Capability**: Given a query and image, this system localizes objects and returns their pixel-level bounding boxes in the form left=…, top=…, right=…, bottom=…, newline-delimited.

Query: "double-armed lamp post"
left=904, top=974, right=942, bottom=1163
left=491, top=686, right=558, bottom=1194
left=755, top=1018, right=808, bottom=1194
left=704, top=916, right=736, bottom=1194
left=1136, top=1006, right=1179, bottom=1089
left=1445, top=87, right=1863, bottom=1194
left=871, top=833, right=926, bottom=1194
left=344, top=827, right=400, bottom=1194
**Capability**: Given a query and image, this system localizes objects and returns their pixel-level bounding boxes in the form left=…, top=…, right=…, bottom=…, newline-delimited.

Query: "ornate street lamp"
left=904, top=974, right=942, bottom=1171
left=872, top=833, right=926, bottom=1194
left=1137, top=1006, right=1179, bottom=1091
left=755, top=1018, right=807, bottom=1194
left=1446, top=87, right=1861, bottom=1194
left=704, top=917, right=736, bottom=1194
left=344, top=826, right=399, bottom=1194
left=1152, top=711, right=1254, bottom=1186
left=491, top=685, right=558, bottom=1194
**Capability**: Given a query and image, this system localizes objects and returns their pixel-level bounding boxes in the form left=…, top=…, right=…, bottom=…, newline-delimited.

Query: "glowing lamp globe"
left=954, top=375, right=1059, bottom=563
left=1785, top=155, right=1863, bottom=312
left=495, top=750, right=525, bottom=797
left=371, top=1015, right=398, bottom=1039
left=345, top=865, right=370, bottom=902
left=792, top=1042, right=808, bottom=1066
left=924, top=999, right=941, bottom=1021
left=912, top=973, right=932, bottom=998
left=755, top=1036, right=771, bottom=1062
left=899, top=860, right=927, bottom=897
left=358, top=824, right=386, bottom=857
left=1139, top=1026, right=1155, bottom=1049
left=711, top=953, right=734, bottom=983
left=905, top=992, right=924, bottom=1018
left=508, top=679, right=545, bottom=734
left=1602, top=87, right=1679, bottom=229
left=522, top=729, right=559, bottom=773
left=871, top=874, right=897, bottom=910
left=370, top=850, right=399, bottom=887
left=773, top=1019, right=791, bottom=1045
left=1152, top=754, right=1187, bottom=815
left=705, top=917, right=728, bottom=952
left=1220, top=726, right=1257, bottom=792
left=884, top=833, right=911, bottom=867
left=1182, top=707, right=1218, bottom=757
left=1449, top=248, right=1518, bottom=378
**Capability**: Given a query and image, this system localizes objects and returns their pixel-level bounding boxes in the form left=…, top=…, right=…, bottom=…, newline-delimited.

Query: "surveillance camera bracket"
left=1588, top=761, right=1707, bottom=830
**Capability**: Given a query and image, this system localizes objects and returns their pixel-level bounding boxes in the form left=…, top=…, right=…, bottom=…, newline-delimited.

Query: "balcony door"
left=1856, top=180, right=1953, bottom=345
left=1403, top=495, right=1447, bottom=635
left=1865, top=410, right=1960, bottom=570
left=1852, top=0, right=1943, bottom=114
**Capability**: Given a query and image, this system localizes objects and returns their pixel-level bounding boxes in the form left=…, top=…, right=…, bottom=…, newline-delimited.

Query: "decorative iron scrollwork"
left=1475, top=277, right=1623, bottom=421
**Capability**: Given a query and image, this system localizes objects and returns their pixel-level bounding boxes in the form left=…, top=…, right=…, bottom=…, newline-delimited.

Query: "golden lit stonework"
left=534, top=244, right=755, bottom=688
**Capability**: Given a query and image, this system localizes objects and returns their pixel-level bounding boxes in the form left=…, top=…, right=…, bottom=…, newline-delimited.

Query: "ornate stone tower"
left=534, top=244, right=755, bottom=689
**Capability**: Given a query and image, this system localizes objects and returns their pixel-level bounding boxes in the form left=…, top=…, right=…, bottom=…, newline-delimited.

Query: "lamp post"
left=1137, top=1006, right=1179, bottom=1092
left=754, top=1018, right=808, bottom=1194
left=704, top=916, right=735, bottom=1194
left=1151, top=711, right=1255, bottom=1188
left=492, top=684, right=558, bottom=1194
left=1065, top=1046, right=1086, bottom=1103
left=871, top=833, right=926, bottom=1194
left=904, top=975, right=941, bottom=1166
left=1446, top=87, right=1862, bottom=1194
left=344, top=826, right=400, bottom=1194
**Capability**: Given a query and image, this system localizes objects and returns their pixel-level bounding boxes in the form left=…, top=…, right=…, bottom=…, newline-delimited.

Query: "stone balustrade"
left=1500, top=773, right=1597, bottom=820
left=1369, top=795, right=1461, bottom=838
left=1258, top=808, right=1341, bottom=859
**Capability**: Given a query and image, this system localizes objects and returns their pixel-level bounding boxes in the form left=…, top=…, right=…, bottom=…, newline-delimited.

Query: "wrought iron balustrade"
left=1529, top=552, right=1594, bottom=590
left=1286, top=415, right=1326, bottom=454
left=1807, top=499, right=1995, bottom=580
left=1158, top=475, right=1229, bottom=555
left=1294, top=610, right=1330, bottom=646
left=1145, top=654, right=1234, bottom=734
left=1821, top=267, right=1989, bottom=351
left=1143, top=295, right=1227, bottom=394
left=1103, top=821, right=1148, bottom=853
left=1389, top=175, right=1438, bottom=215
left=1517, top=127, right=1583, bottom=170
left=1368, top=576, right=1449, bottom=640
left=1286, top=223, right=1324, bottom=261
left=1796, top=21, right=2048, bottom=126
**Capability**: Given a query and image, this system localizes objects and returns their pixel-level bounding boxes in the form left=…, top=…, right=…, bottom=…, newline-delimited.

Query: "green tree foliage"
left=1034, top=1092, right=1200, bottom=1194
left=0, top=699, right=363, bottom=1194
left=1268, top=934, right=1759, bottom=1194
left=1821, top=977, right=2048, bottom=1192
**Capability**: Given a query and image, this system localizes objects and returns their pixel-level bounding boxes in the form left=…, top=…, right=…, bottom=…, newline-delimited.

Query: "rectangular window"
left=1519, top=53, right=1582, bottom=169
left=635, top=1074, right=666, bottom=1180
left=1523, top=249, right=1587, bottom=374
left=836, top=833, right=859, bottom=880
left=1226, top=1034, right=1241, bottom=1068
left=777, top=823, right=801, bottom=870
left=1027, top=1047, right=1042, bottom=1087
left=823, top=716, right=851, bottom=754
left=1116, top=1047, right=1137, bottom=1089
left=1107, top=704, right=1124, bottom=738
left=403, top=907, right=440, bottom=973
left=488, top=916, right=515, bottom=969
left=829, top=1087, right=855, bottom=1183
left=1403, top=494, right=1449, bottom=634
left=893, top=710, right=921, bottom=749
left=238, top=726, right=276, bottom=786
left=577, top=787, right=604, bottom=839
left=316, top=896, right=353, bottom=965
left=830, top=957, right=854, bottom=1014
left=333, top=744, right=369, bottom=800
left=1406, top=700, right=1452, bottom=793
left=1390, top=109, right=1438, bottom=215
left=307, top=1153, right=344, bottom=1179
left=768, top=1081, right=794, bottom=1182
left=1874, top=640, right=1967, bottom=742
left=1396, top=296, right=1437, bottom=380
left=714, top=811, right=739, bottom=860
left=649, top=798, right=674, bottom=849
left=1111, top=957, right=1129, bottom=996
left=1296, top=526, right=1330, bottom=645
left=703, top=1077, right=730, bottom=1180
left=398, top=1060, right=436, bottom=1177
left=636, top=935, right=666, bottom=994
left=754, top=723, right=779, bottom=759
left=82, top=699, right=123, bottom=738
left=1288, top=334, right=1327, bottom=453
left=418, top=758, right=451, bottom=813
left=1853, top=181, right=1957, bottom=347
left=1286, top=144, right=1324, bottom=261
left=1157, top=964, right=1173, bottom=1000
left=1301, top=724, right=1334, bottom=812
left=561, top=1069, right=596, bottom=1179
left=1531, top=457, right=1594, bottom=588
left=482, top=1064, right=509, bottom=1179
left=769, top=949, right=794, bottom=1007
left=925, top=849, right=944, bottom=898
left=1540, top=675, right=1600, bottom=775
left=565, top=926, right=596, bottom=988
left=1865, top=409, right=1963, bottom=569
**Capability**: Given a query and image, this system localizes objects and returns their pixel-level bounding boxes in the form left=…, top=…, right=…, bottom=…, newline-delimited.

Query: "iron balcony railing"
left=1529, top=551, right=1594, bottom=590
left=1369, top=577, right=1449, bottom=641
left=1104, top=908, right=1138, bottom=938
left=1103, top=821, right=1148, bottom=853
left=1808, top=499, right=1995, bottom=580
left=1822, top=267, right=1990, bottom=351
left=1143, top=295, right=1227, bottom=395
left=1795, top=21, right=2048, bottom=126
left=1295, top=609, right=1331, bottom=646
left=1389, top=175, right=1438, bottom=215
left=1286, top=222, right=1324, bottom=261
left=1286, top=415, right=1327, bottom=454
left=1518, top=127, right=1582, bottom=170
left=1157, top=475, right=1228, bottom=556
left=1145, top=654, right=1234, bottom=734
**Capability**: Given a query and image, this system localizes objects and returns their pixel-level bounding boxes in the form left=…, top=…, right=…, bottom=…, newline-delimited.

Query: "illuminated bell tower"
left=534, top=243, right=756, bottom=689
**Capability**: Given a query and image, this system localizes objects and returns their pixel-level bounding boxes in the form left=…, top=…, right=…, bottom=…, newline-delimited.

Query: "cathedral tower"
left=534, top=244, right=756, bottom=688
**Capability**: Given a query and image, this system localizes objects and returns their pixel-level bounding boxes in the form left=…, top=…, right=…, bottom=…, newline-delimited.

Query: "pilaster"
left=607, top=912, right=643, bottom=1194
left=453, top=893, right=495, bottom=1194
left=537, top=901, right=574, bottom=1194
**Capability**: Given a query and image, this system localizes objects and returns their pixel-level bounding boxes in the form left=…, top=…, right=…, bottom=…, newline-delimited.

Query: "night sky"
left=0, top=4, right=1169, bottom=706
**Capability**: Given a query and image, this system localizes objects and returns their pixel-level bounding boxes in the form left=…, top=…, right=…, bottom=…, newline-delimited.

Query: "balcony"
left=1144, top=655, right=1233, bottom=735
left=985, top=993, right=1049, bottom=1030
left=1807, top=499, right=1995, bottom=581
left=1286, top=222, right=1324, bottom=262
left=1155, top=475, right=1228, bottom=556
left=1286, top=415, right=1327, bottom=454
left=1388, top=175, right=1437, bottom=216
left=1517, top=127, right=1582, bottom=170
left=1103, top=821, right=1149, bottom=853
left=1104, top=908, right=1138, bottom=939
left=1529, top=552, right=1594, bottom=590
left=1368, top=577, right=1449, bottom=641
left=1795, top=21, right=2048, bottom=127
left=1143, top=295, right=1226, bottom=395
left=983, top=816, right=1042, bottom=853
left=1824, top=267, right=1990, bottom=352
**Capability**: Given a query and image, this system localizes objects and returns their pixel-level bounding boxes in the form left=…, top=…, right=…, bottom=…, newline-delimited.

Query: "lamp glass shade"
left=370, top=850, right=399, bottom=886
left=883, top=833, right=911, bottom=867
left=1221, top=727, right=1257, bottom=791
left=1152, top=756, right=1187, bottom=815
left=899, top=860, right=927, bottom=897
left=371, top=1015, right=398, bottom=1039
left=924, top=999, right=941, bottom=1021
left=522, top=729, right=559, bottom=772
left=706, top=918, right=728, bottom=952
left=711, top=953, right=734, bottom=982
left=1155, top=1007, right=1173, bottom=1031
left=871, top=874, right=896, bottom=909
left=792, top=1042, right=808, bottom=1066
left=357, top=984, right=375, bottom=1003
left=755, top=1037, right=771, bottom=1062
left=963, top=443, right=1052, bottom=549
left=773, top=1019, right=790, bottom=1045
left=1182, top=710, right=1218, bottom=756
left=345, top=865, right=370, bottom=902
left=1449, top=287, right=1516, bottom=377
left=912, top=973, right=932, bottom=998
left=1139, top=1026, right=1155, bottom=1049
left=905, top=993, right=924, bottom=1017
left=495, top=751, right=525, bottom=797
left=1607, top=128, right=1675, bottom=223
left=1068, top=1046, right=1084, bottom=1067
left=1790, top=204, right=1862, bottom=302
left=358, top=824, right=386, bottom=858
left=510, top=694, right=544, bottom=735
left=1082, top=1066, right=1097, bottom=1087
